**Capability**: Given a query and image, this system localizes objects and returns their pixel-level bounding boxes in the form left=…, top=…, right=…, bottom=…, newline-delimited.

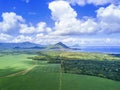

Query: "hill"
left=0, top=42, right=70, bottom=50
left=0, top=42, right=44, bottom=49
left=46, top=42, right=70, bottom=50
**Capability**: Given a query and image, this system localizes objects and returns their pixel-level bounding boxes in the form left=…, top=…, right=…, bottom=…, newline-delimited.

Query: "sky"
left=0, top=0, right=120, bottom=46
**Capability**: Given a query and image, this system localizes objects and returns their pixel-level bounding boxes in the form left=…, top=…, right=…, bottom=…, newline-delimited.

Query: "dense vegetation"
left=0, top=54, right=120, bottom=90
left=61, top=52, right=120, bottom=81
left=30, top=51, right=120, bottom=81
left=28, top=51, right=62, bottom=63
left=61, top=52, right=120, bottom=61
left=63, top=60, right=120, bottom=81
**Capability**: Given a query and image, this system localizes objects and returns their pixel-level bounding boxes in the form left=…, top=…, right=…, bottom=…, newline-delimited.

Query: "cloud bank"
left=0, top=0, right=120, bottom=45
left=65, top=0, right=120, bottom=6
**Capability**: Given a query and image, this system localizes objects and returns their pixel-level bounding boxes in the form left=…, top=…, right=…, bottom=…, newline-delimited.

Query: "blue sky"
left=0, top=0, right=120, bottom=46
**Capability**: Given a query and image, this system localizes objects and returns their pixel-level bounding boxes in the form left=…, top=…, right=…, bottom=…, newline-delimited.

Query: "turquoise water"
left=72, top=46, right=120, bottom=54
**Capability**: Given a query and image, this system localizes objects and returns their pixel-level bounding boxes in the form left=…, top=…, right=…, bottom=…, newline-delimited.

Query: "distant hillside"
left=46, top=42, right=70, bottom=50
left=0, top=42, right=44, bottom=49
left=0, top=42, right=71, bottom=50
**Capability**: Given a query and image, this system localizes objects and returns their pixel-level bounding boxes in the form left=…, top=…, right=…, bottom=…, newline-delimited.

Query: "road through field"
left=0, top=65, right=37, bottom=78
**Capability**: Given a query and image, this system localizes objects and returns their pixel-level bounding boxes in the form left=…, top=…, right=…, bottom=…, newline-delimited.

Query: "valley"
left=0, top=50, right=120, bottom=90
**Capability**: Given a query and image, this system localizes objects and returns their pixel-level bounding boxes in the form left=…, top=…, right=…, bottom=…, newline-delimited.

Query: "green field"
left=0, top=54, right=36, bottom=77
left=0, top=52, right=120, bottom=90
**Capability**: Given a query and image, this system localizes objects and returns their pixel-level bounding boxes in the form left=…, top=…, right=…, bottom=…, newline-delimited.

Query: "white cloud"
left=87, top=0, right=117, bottom=6
left=61, top=37, right=120, bottom=46
left=65, top=0, right=120, bottom=6
left=80, top=19, right=98, bottom=34
left=0, top=12, right=24, bottom=32
left=49, top=0, right=77, bottom=21
left=0, top=2, right=120, bottom=46
left=97, top=4, right=120, bottom=33
left=49, top=1, right=120, bottom=36
left=19, top=24, right=35, bottom=34
left=36, top=33, right=44, bottom=37
left=36, top=22, right=52, bottom=33
left=49, top=0, right=97, bottom=36
left=68, top=0, right=86, bottom=6
left=12, top=35, right=32, bottom=43
left=19, top=22, right=52, bottom=34
left=0, top=12, right=53, bottom=44
left=0, top=33, right=13, bottom=42
left=33, top=34, right=69, bottom=45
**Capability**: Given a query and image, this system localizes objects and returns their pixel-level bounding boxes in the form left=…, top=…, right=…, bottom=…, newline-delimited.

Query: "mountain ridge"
left=0, top=42, right=43, bottom=49
left=0, top=42, right=70, bottom=50
left=46, top=42, right=70, bottom=50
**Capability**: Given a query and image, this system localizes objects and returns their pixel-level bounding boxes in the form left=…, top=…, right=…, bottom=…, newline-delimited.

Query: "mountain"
left=0, top=42, right=44, bottom=49
left=0, top=42, right=70, bottom=50
left=55, top=42, right=70, bottom=48
left=46, top=42, right=70, bottom=50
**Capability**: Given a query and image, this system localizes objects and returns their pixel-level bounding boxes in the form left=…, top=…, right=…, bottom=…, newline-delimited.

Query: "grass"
left=0, top=51, right=120, bottom=90
left=0, top=54, right=36, bottom=77
left=0, top=60, right=120, bottom=90
left=61, top=51, right=120, bottom=61
left=61, top=74, right=120, bottom=90
left=33, top=51, right=120, bottom=61
left=0, top=62, right=120, bottom=90
left=0, top=61, right=60, bottom=90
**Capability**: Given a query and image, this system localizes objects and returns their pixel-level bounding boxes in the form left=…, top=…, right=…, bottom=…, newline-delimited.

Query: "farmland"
left=0, top=50, right=120, bottom=90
